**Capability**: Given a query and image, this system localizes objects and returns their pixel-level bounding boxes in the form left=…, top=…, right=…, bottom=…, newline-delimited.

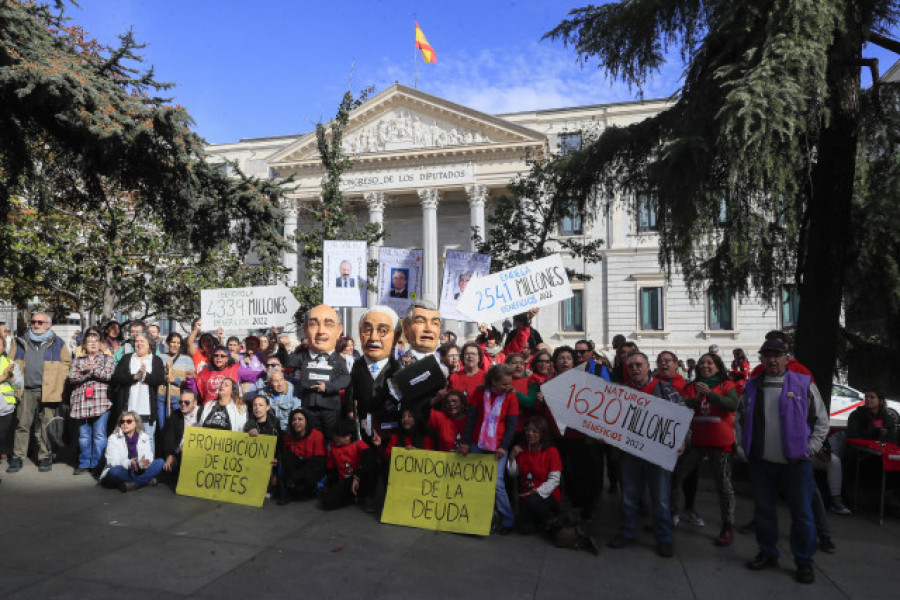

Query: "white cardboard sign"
left=455, top=254, right=572, bottom=324
left=541, top=370, right=693, bottom=471
left=201, top=284, right=300, bottom=330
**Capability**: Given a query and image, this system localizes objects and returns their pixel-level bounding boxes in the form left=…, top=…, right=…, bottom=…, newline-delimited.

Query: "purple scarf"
left=125, top=432, right=139, bottom=460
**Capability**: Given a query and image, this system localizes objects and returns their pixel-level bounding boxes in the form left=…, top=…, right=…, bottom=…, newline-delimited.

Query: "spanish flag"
left=415, top=20, right=437, bottom=64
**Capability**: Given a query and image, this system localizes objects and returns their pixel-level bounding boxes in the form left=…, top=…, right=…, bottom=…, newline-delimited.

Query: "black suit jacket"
left=346, top=356, right=400, bottom=422
left=389, top=288, right=408, bottom=298
left=294, top=351, right=350, bottom=411
left=335, top=277, right=356, bottom=288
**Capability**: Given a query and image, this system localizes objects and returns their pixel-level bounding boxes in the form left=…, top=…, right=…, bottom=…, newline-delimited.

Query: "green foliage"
left=292, top=87, right=384, bottom=315
left=475, top=157, right=605, bottom=279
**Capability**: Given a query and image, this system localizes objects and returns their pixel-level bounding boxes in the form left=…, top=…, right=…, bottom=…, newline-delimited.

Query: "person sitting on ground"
left=162, top=389, right=201, bottom=477
left=320, top=418, right=378, bottom=511
left=279, top=408, right=326, bottom=504
left=260, top=369, right=301, bottom=432
left=671, top=352, right=739, bottom=545
left=447, top=342, right=486, bottom=400
left=199, top=378, right=247, bottom=432
left=508, top=416, right=563, bottom=535
left=428, top=389, right=470, bottom=452
left=372, top=407, right=436, bottom=458
left=245, top=394, right=281, bottom=495
left=101, top=411, right=164, bottom=492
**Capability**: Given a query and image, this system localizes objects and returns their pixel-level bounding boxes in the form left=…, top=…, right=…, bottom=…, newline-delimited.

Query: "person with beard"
left=295, top=304, right=351, bottom=439
left=279, top=408, right=326, bottom=504
left=345, top=306, right=401, bottom=437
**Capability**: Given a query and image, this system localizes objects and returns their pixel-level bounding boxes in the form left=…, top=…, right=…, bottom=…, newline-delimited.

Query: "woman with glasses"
left=508, top=416, right=563, bottom=534
left=67, top=331, right=115, bottom=475
left=447, top=342, right=486, bottom=400
left=655, top=351, right=687, bottom=394
left=194, top=345, right=260, bottom=406
left=101, top=411, right=164, bottom=492
left=111, top=332, right=165, bottom=446
left=199, top=378, right=248, bottom=432
left=158, top=333, right=194, bottom=433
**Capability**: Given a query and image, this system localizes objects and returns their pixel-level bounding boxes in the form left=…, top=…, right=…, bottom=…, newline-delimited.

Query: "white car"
left=829, top=383, right=900, bottom=428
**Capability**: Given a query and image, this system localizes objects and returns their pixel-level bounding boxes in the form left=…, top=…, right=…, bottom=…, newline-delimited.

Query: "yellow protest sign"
left=381, top=448, right=496, bottom=536
left=176, top=428, right=276, bottom=508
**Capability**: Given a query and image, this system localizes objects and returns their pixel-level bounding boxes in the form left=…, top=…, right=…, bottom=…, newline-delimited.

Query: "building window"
left=561, top=289, right=584, bottom=332
left=637, top=192, right=658, bottom=232
left=781, top=285, right=800, bottom=327
left=558, top=198, right=583, bottom=236
left=559, top=132, right=582, bottom=156
left=708, top=291, right=734, bottom=330
left=639, top=287, right=664, bottom=330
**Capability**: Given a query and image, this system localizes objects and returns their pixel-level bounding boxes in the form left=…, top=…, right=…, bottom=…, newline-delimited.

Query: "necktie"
left=371, top=362, right=379, bottom=375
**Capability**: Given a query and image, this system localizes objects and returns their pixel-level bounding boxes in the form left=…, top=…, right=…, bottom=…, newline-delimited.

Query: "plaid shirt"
left=68, top=353, right=115, bottom=419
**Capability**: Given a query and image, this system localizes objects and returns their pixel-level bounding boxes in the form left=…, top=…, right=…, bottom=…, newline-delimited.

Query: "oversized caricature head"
left=304, top=304, right=343, bottom=355
left=402, top=300, right=442, bottom=355
left=358, top=305, right=400, bottom=361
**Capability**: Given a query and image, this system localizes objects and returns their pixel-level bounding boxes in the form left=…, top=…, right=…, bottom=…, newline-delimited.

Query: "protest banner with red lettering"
left=542, top=370, right=693, bottom=471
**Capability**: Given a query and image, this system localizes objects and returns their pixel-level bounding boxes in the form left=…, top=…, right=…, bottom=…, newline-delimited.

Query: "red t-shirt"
left=327, top=439, right=369, bottom=481
left=429, top=410, right=467, bottom=452
left=447, top=370, right=486, bottom=400
left=469, top=385, right=519, bottom=448
left=284, top=429, right=326, bottom=460
left=516, top=445, right=563, bottom=503
left=384, top=431, right=436, bottom=455
left=196, top=364, right=240, bottom=405
left=683, top=380, right=737, bottom=450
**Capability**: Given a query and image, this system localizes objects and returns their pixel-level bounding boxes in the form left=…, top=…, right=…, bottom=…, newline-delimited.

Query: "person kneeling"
left=279, top=408, right=326, bottom=504
left=320, top=419, right=377, bottom=511
left=508, top=416, right=562, bottom=535
left=102, top=411, right=164, bottom=493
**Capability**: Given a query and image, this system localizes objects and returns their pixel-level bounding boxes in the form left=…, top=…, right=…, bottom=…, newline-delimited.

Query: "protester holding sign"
left=199, top=378, right=248, bottom=433
left=508, top=416, right=562, bottom=535
left=101, top=411, right=164, bottom=492
left=279, top=408, right=326, bottom=504
left=671, top=352, right=739, bottom=546
left=161, top=389, right=201, bottom=476
left=461, top=364, right=519, bottom=534
left=193, top=345, right=261, bottom=406
left=607, top=350, right=686, bottom=558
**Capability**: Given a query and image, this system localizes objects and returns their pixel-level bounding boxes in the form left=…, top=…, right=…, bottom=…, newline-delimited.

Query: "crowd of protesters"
left=1, top=308, right=898, bottom=585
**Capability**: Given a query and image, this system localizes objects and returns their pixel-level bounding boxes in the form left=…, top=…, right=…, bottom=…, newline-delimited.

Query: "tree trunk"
left=794, top=16, right=862, bottom=411
left=102, top=263, right=117, bottom=321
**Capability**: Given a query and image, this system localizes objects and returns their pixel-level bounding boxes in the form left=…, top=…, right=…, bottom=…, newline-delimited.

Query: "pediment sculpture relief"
left=344, top=109, right=492, bottom=155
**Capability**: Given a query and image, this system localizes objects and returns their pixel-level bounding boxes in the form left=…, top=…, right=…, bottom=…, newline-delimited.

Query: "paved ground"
left=0, top=459, right=897, bottom=599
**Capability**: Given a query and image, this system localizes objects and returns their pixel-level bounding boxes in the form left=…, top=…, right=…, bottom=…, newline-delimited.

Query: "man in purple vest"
left=741, top=338, right=829, bottom=584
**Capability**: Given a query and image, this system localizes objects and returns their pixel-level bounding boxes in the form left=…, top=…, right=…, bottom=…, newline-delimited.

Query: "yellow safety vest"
left=0, top=355, right=16, bottom=403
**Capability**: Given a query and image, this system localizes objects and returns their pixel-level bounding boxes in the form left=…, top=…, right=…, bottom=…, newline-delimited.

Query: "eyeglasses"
left=30, top=319, right=48, bottom=325
left=119, top=418, right=134, bottom=424
left=179, top=400, right=194, bottom=406
left=575, top=349, right=591, bottom=354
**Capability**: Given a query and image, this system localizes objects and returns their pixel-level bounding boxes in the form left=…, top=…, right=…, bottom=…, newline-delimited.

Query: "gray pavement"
left=0, top=460, right=898, bottom=599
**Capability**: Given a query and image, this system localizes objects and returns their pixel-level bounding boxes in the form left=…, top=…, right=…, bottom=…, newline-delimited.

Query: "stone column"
left=418, top=188, right=441, bottom=304
left=365, top=192, right=387, bottom=306
left=465, top=184, right=487, bottom=250
left=281, top=198, right=299, bottom=287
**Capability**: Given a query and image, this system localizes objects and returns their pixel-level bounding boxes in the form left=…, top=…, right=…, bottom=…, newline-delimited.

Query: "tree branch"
left=868, top=31, right=900, bottom=55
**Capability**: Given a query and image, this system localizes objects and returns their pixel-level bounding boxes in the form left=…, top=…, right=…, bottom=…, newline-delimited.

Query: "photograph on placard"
left=439, top=250, right=491, bottom=322
left=377, top=247, right=423, bottom=315
left=323, top=240, right=367, bottom=307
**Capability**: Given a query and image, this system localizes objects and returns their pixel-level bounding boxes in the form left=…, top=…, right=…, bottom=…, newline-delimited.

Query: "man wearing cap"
left=741, top=338, right=829, bottom=584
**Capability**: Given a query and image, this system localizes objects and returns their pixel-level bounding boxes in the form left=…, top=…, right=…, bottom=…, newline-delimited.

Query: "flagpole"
left=413, top=16, right=418, bottom=89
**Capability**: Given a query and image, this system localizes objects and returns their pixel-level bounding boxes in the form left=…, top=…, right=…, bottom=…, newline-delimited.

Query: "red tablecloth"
left=847, top=438, right=900, bottom=472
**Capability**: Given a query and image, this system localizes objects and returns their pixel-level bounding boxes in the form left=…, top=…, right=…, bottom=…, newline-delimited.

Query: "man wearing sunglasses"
left=7, top=312, right=72, bottom=473
left=161, top=390, right=201, bottom=476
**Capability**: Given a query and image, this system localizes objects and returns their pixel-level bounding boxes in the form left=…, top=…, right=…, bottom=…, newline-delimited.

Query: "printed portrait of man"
left=335, top=260, right=356, bottom=288
left=389, top=268, right=409, bottom=298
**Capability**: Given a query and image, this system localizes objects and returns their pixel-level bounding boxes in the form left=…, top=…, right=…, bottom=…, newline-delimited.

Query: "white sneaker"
left=830, top=496, right=851, bottom=516
left=679, top=508, right=706, bottom=527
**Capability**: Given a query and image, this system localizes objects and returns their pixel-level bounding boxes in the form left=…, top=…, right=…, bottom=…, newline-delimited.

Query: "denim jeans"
left=77, top=412, right=109, bottom=469
left=748, top=458, right=817, bottom=565
left=105, top=460, right=165, bottom=489
left=473, top=444, right=514, bottom=527
left=619, top=452, right=673, bottom=542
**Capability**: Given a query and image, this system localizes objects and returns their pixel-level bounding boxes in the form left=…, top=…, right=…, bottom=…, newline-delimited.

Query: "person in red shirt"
left=671, top=352, right=739, bottom=545
left=372, top=407, right=436, bottom=458
left=321, top=419, right=378, bottom=511
left=447, top=342, right=485, bottom=400
left=461, top=363, right=519, bottom=533
left=476, top=324, right=507, bottom=369
left=730, top=348, right=751, bottom=390
left=279, top=408, right=326, bottom=504
left=428, top=389, right=469, bottom=452
left=656, top=351, right=687, bottom=394
left=508, top=416, right=563, bottom=535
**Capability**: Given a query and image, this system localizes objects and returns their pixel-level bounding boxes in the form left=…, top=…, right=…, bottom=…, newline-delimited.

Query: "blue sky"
left=70, top=1, right=898, bottom=145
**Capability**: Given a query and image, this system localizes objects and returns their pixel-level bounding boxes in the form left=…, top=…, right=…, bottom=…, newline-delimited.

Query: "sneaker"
left=38, top=458, right=52, bottom=472
left=656, top=541, right=674, bottom=558
left=6, top=457, right=22, bottom=473
left=819, top=536, right=836, bottom=554
left=747, top=552, right=779, bottom=571
left=795, top=564, right=815, bottom=584
left=715, top=524, right=734, bottom=546
left=148, top=478, right=158, bottom=487
left=829, top=496, right=851, bottom=516
left=119, top=482, right=136, bottom=493
left=606, top=533, right=633, bottom=549
left=672, top=512, right=680, bottom=527
left=679, top=508, right=705, bottom=527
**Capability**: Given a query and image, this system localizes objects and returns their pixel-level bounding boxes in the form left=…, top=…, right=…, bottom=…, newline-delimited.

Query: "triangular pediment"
left=268, top=84, right=546, bottom=171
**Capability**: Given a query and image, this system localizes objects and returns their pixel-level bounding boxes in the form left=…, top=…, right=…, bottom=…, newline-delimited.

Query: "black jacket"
left=346, top=356, right=401, bottom=421
left=110, top=353, right=166, bottom=428
left=294, top=351, right=351, bottom=411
